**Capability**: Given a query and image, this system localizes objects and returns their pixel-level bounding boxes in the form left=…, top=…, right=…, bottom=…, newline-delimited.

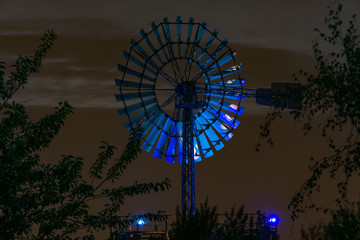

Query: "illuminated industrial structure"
left=115, top=17, right=300, bottom=218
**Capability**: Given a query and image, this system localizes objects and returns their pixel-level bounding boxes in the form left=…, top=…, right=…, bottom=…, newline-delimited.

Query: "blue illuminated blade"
left=124, top=103, right=158, bottom=128
left=196, top=51, right=208, bottom=65
left=202, top=110, right=233, bottom=141
left=212, top=51, right=238, bottom=74
left=226, top=78, right=245, bottom=87
left=140, top=109, right=163, bottom=135
left=197, top=115, right=224, bottom=151
left=118, top=97, right=156, bottom=116
left=139, top=29, right=165, bottom=65
left=123, top=104, right=159, bottom=131
left=208, top=105, right=240, bottom=129
left=217, top=51, right=237, bottom=66
left=211, top=39, right=228, bottom=57
left=115, top=91, right=154, bottom=101
left=196, top=29, right=218, bottom=63
left=194, top=120, right=214, bottom=158
left=163, top=17, right=175, bottom=57
left=197, top=23, right=206, bottom=42
left=176, top=16, right=182, bottom=57
left=184, top=17, right=194, bottom=58
left=165, top=123, right=178, bottom=163
left=142, top=113, right=167, bottom=152
left=118, top=64, right=156, bottom=82
left=208, top=97, right=244, bottom=115
left=219, top=111, right=240, bottom=128
left=153, top=117, right=174, bottom=159
left=123, top=50, right=157, bottom=76
left=211, top=78, right=245, bottom=88
left=130, top=39, right=161, bottom=69
left=115, top=79, right=154, bottom=89
left=177, top=121, right=183, bottom=164
left=201, top=109, right=216, bottom=122
left=204, top=51, right=237, bottom=76
left=201, top=39, right=228, bottom=68
left=151, top=22, right=169, bottom=62
left=202, top=29, right=218, bottom=51
left=193, top=137, right=202, bottom=162
left=191, top=22, right=206, bottom=57
left=207, top=64, right=241, bottom=81
left=165, top=137, right=176, bottom=163
left=214, top=120, right=233, bottom=140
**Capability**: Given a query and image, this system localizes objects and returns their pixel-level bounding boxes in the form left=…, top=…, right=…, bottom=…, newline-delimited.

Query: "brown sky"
left=2, top=0, right=360, bottom=239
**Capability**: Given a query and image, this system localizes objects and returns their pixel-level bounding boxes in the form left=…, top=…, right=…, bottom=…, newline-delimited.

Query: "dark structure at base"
left=111, top=212, right=278, bottom=240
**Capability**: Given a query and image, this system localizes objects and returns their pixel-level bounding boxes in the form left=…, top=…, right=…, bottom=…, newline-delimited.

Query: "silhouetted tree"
left=0, top=30, right=171, bottom=239
left=242, top=212, right=273, bottom=240
left=218, top=205, right=248, bottom=240
left=300, top=205, right=360, bottom=240
left=170, top=199, right=218, bottom=240
left=257, top=0, right=360, bottom=220
left=170, top=201, right=274, bottom=240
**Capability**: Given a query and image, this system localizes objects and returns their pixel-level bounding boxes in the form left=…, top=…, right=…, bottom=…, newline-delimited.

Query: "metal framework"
left=111, top=213, right=278, bottom=240
left=178, top=82, right=200, bottom=216
left=114, top=17, right=301, bottom=217
left=182, top=107, right=195, bottom=216
left=115, top=17, right=245, bottom=217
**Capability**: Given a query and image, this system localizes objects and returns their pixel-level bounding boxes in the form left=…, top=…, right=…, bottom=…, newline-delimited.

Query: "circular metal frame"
left=115, top=16, right=245, bottom=162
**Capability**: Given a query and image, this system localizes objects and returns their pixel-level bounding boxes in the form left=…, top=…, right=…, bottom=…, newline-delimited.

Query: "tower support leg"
left=181, top=107, right=195, bottom=217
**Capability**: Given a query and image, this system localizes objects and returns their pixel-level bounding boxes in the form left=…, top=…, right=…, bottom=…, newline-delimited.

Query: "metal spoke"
left=173, top=98, right=180, bottom=121
left=190, top=49, right=232, bottom=83
left=154, top=88, right=176, bottom=91
left=157, top=70, right=177, bottom=87
left=156, top=62, right=178, bottom=84
left=159, top=93, right=177, bottom=109
left=121, top=88, right=175, bottom=91
left=130, top=44, right=178, bottom=86
left=190, top=60, right=213, bottom=82
left=184, top=35, right=200, bottom=82
left=172, top=56, right=185, bottom=81
left=161, top=24, right=181, bottom=83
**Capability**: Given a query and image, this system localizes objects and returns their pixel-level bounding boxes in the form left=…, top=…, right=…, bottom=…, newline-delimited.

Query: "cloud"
left=13, top=75, right=119, bottom=108
left=0, top=29, right=43, bottom=36
left=1, top=0, right=359, bottom=51
left=1, top=16, right=314, bottom=112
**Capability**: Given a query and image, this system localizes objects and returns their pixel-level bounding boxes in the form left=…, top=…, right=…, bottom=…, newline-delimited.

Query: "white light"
left=269, top=218, right=277, bottom=223
left=267, top=214, right=279, bottom=225
left=137, top=219, right=145, bottom=225
left=229, top=104, right=238, bottom=111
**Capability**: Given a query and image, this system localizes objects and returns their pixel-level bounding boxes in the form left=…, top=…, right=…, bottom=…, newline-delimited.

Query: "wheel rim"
left=115, top=17, right=245, bottom=163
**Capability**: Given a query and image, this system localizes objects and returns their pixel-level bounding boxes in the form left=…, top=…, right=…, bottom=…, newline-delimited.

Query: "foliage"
left=0, top=30, right=171, bottom=239
left=170, top=199, right=219, bottom=240
left=300, top=205, right=360, bottom=240
left=243, top=212, right=276, bottom=240
left=218, top=205, right=251, bottom=240
left=257, top=0, right=360, bottom=219
left=169, top=201, right=274, bottom=240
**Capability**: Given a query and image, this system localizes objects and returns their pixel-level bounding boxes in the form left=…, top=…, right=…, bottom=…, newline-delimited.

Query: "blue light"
left=269, top=218, right=277, bottom=223
left=267, top=214, right=279, bottom=225
left=137, top=219, right=146, bottom=226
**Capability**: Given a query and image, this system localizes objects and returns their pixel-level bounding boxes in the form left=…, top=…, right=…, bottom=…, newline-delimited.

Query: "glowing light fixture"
left=267, top=214, right=279, bottom=225
left=137, top=219, right=146, bottom=226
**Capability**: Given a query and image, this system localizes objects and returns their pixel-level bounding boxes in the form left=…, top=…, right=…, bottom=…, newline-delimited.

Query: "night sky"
left=1, top=1, right=360, bottom=239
